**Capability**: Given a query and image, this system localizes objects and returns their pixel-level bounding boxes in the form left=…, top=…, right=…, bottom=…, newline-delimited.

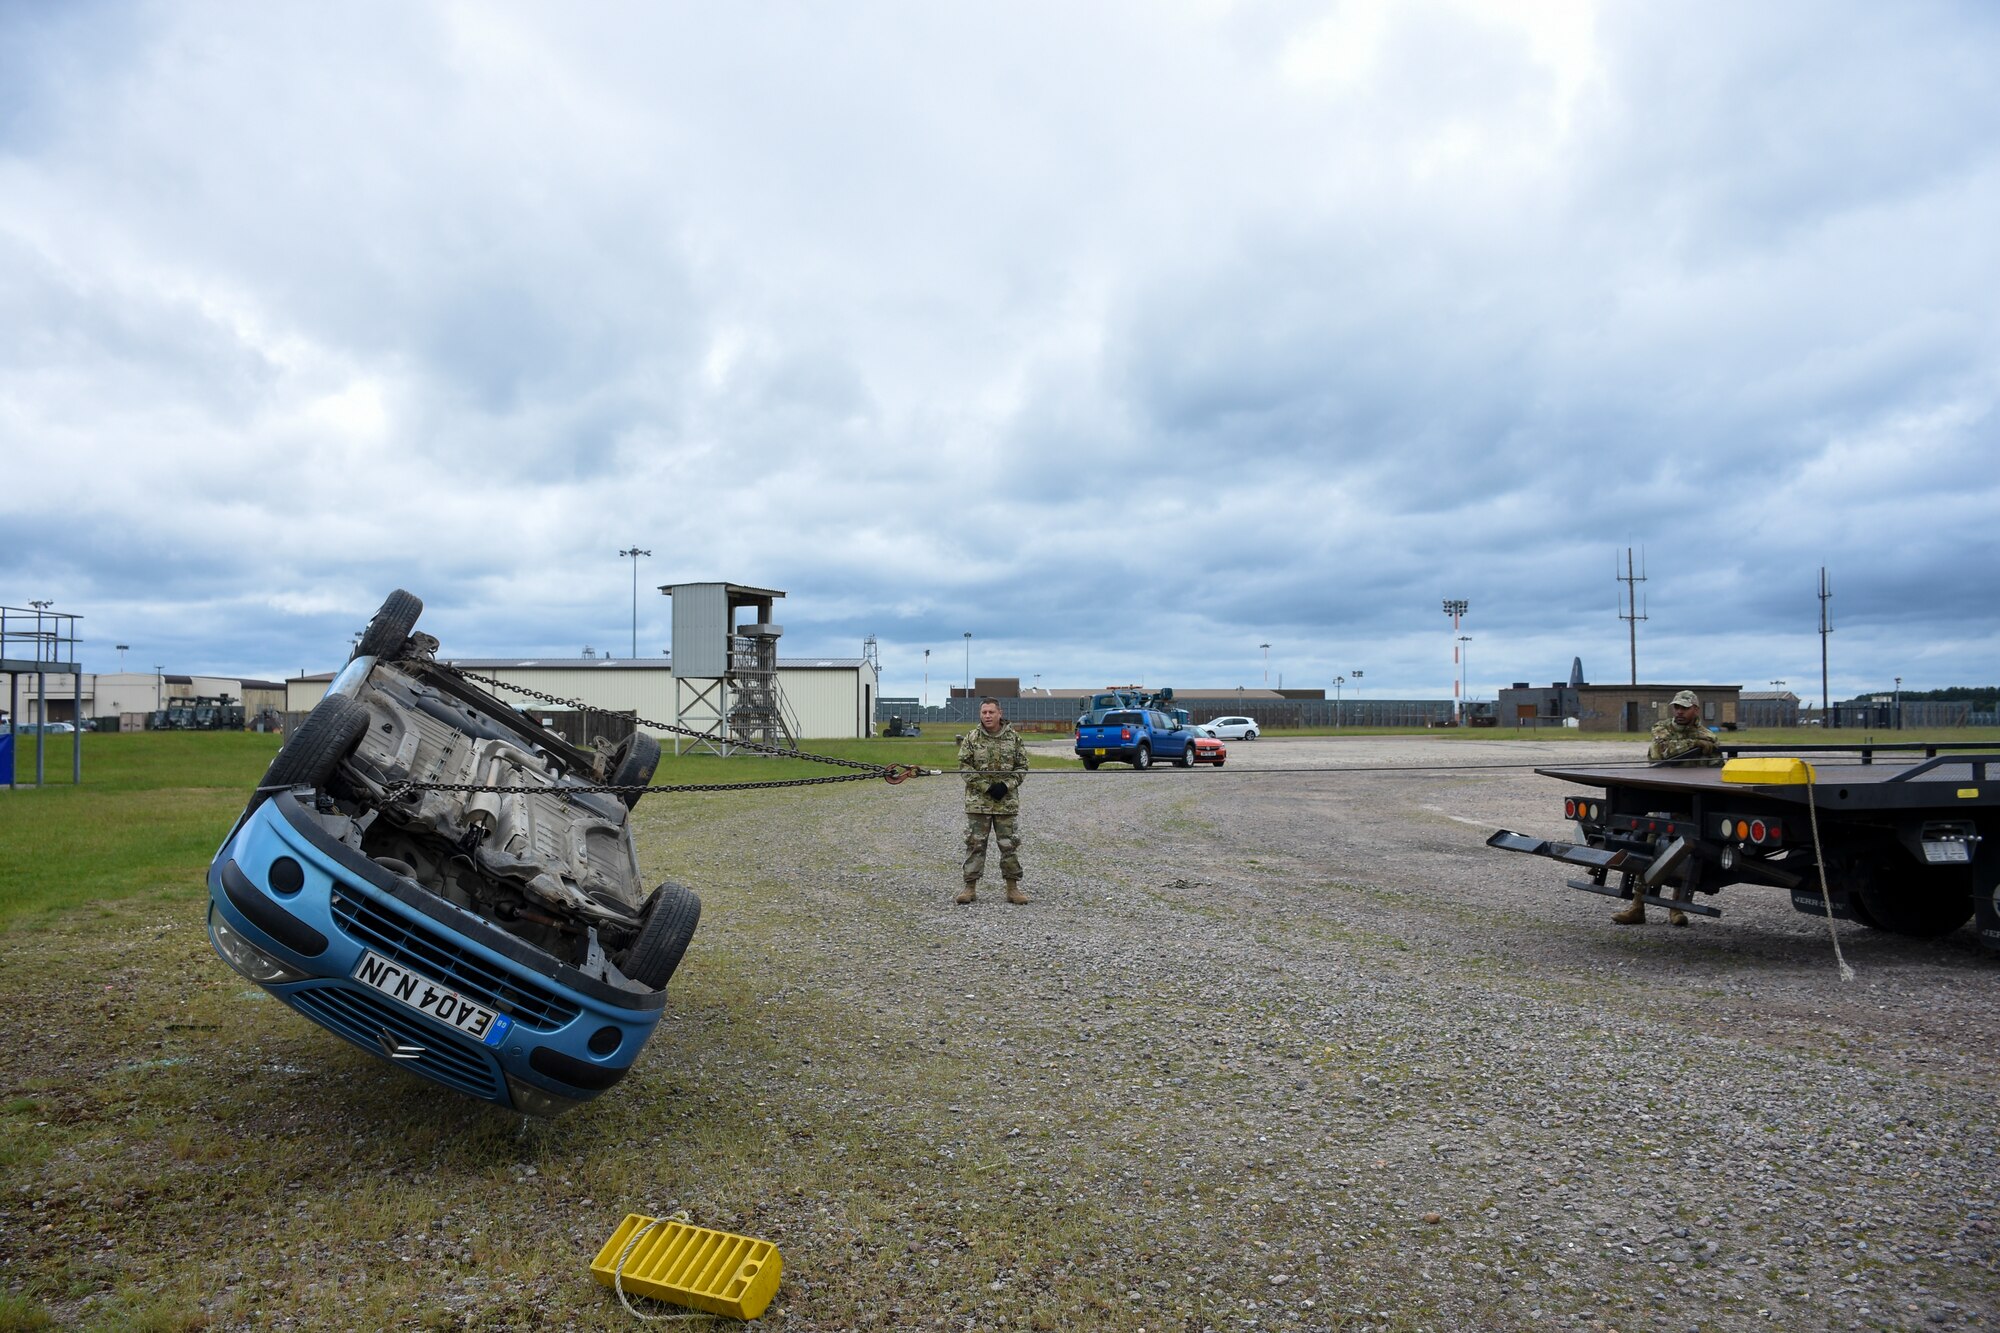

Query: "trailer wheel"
left=354, top=589, right=423, bottom=661
left=1855, top=862, right=1975, bottom=938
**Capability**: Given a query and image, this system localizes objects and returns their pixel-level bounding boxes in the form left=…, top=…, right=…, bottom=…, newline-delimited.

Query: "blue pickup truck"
left=1075, top=707, right=1199, bottom=769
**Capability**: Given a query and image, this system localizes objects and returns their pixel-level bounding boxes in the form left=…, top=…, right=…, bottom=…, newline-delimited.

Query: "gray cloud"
left=2, top=1, right=1996, bottom=702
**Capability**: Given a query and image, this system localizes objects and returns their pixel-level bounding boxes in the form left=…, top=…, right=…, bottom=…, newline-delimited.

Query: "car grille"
left=286, top=984, right=503, bottom=1102
left=329, top=888, right=582, bottom=1032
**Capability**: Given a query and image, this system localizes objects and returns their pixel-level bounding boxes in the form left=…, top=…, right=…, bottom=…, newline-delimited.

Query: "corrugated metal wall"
left=284, top=663, right=877, bottom=739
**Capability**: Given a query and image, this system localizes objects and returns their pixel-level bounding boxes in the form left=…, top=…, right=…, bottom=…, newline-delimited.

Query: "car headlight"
left=505, top=1073, right=583, bottom=1118
left=208, top=905, right=309, bottom=984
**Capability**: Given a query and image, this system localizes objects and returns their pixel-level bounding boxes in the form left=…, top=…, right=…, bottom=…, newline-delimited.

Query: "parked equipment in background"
left=150, top=695, right=246, bottom=731
left=880, top=715, right=922, bottom=738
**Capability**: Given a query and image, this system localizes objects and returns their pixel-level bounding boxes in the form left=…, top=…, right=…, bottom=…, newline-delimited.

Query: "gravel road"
left=648, top=735, right=2000, bottom=1331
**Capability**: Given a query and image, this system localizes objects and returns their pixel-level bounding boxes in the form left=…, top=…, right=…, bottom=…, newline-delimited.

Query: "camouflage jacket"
left=1648, top=717, right=1721, bottom=764
left=958, top=723, right=1028, bottom=815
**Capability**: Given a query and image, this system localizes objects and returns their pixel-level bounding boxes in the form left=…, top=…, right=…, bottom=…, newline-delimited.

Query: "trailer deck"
left=1489, top=743, right=2000, bottom=948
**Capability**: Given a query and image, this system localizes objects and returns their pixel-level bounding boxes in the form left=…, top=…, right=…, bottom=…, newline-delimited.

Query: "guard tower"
left=3, top=603, right=85, bottom=787
left=663, top=582, right=798, bottom=756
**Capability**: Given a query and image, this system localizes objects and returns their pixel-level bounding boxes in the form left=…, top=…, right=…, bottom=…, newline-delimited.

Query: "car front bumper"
left=205, top=791, right=666, bottom=1115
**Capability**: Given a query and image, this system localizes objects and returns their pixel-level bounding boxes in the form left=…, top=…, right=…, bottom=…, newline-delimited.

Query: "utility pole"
left=963, top=632, right=971, bottom=693
left=1441, top=600, right=1468, bottom=722
left=1616, top=548, right=1647, bottom=686
left=618, top=547, right=651, bottom=659
left=1458, top=636, right=1472, bottom=712
left=1260, top=643, right=1270, bottom=688
left=922, top=648, right=930, bottom=709
left=1818, top=566, right=1834, bottom=729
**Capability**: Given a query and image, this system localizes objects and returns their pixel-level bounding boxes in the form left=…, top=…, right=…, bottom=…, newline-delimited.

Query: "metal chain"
left=393, top=662, right=932, bottom=795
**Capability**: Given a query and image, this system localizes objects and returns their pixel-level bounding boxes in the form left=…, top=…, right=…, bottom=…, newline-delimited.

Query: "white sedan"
left=1207, top=715, right=1260, bottom=740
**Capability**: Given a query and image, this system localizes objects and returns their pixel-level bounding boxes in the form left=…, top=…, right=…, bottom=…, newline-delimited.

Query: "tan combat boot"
left=1005, top=880, right=1029, bottom=905
left=1668, top=890, right=1690, bottom=928
left=955, top=882, right=977, bottom=905
left=1611, top=895, right=1647, bottom=926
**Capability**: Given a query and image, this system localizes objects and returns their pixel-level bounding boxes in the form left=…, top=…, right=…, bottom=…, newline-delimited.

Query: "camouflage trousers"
left=963, top=813, right=1023, bottom=884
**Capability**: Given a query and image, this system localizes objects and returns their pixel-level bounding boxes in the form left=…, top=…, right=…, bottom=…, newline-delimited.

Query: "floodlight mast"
left=618, top=547, right=652, bottom=659
left=1441, top=600, right=1468, bottom=722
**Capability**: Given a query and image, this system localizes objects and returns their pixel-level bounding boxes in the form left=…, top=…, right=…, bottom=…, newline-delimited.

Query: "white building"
left=286, top=656, right=880, bottom=741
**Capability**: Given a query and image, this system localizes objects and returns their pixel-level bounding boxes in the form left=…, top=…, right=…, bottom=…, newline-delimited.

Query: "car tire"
left=619, top=879, right=702, bottom=989
left=1176, top=743, right=1195, bottom=768
left=354, top=589, right=423, bottom=661
left=1082, top=758, right=1100, bottom=770
left=261, top=694, right=369, bottom=790
left=606, top=730, right=662, bottom=808
left=1132, top=743, right=1151, bottom=770
left=1247, top=728, right=1259, bottom=740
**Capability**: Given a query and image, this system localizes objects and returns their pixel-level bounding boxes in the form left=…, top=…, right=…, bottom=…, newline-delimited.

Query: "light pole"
left=1458, top=635, right=1472, bottom=717
left=1771, top=679, right=1789, bottom=727
left=1442, top=599, right=1468, bottom=722
left=1333, top=675, right=1344, bottom=728
left=923, top=649, right=930, bottom=709
left=1352, top=670, right=1364, bottom=727
left=116, top=644, right=129, bottom=670
left=618, top=547, right=651, bottom=660
left=153, top=665, right=163, bottom=712
left=963, top=632, right=971, bottom=694
left=1895, top=675, right=1902, bottom=731
left=1260, top=643, right=1270, bottom=688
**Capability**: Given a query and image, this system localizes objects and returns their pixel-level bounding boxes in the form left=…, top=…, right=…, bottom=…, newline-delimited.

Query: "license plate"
left=352, top=950, right=511, bottom=1046
left=1093, top=748, right=1106, bottom=755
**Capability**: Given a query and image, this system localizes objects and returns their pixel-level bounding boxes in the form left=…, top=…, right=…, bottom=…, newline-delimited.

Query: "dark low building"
left=1498, top=671, right=1742, bottom=732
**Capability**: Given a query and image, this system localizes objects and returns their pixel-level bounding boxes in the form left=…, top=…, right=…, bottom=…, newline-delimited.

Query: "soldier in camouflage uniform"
left=1648, top=689, right=1721, bottom=765
left=1616, top=690, right=1718, bottom=927
left=957, top=698, right=1029, bottom=905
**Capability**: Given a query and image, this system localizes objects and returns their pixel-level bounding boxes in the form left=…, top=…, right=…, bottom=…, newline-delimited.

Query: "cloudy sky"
left=4, top=1, right=1996, bottom=705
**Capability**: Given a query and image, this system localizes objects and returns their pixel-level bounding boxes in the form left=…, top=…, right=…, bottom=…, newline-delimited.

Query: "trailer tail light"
left=1749, top=819, right=1768, bottom=844
left=1736, top=820, right=1750, bottom=840
left=1564, top=798, right=1576, bottom=818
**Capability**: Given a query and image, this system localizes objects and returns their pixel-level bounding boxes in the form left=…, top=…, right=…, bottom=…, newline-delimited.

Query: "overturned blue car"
left=206, top=590, right=698, bottom=1115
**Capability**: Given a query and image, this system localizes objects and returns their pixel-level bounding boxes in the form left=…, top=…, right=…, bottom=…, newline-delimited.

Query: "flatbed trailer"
left=1487, top=742, right=2000, bottom=948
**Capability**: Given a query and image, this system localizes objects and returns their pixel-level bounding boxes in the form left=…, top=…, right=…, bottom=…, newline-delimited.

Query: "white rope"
left=612, top=1209, right=709, bottom=1323
left=1804, top=770, right=1857, bottom=982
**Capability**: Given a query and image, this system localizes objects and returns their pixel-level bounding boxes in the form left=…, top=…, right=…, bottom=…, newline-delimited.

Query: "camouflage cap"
left=1671, top=689, right=1700, bottom=708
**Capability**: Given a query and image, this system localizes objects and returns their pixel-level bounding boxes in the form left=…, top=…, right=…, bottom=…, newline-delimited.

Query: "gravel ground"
left=8, top=735, right=1997, bottom=1331
left=643, top=734, right=2000, bottom=1331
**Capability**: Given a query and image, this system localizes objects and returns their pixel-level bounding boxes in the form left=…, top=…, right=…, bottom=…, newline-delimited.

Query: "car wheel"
left=261, top=694, right=369, bottom=790
left=606, top=730, right=661, bottom=808
left=1082, top=758, right=1100, bottom=770
left=619, top=880, right=702, bottom=989
left=1176, top=743, right=1195, bottom=768
left=1247, top=728, right=1258, bottom=740
left=1132, top=743, right=1151, bottom=770
left=354, top=589, right=423, bottom=661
